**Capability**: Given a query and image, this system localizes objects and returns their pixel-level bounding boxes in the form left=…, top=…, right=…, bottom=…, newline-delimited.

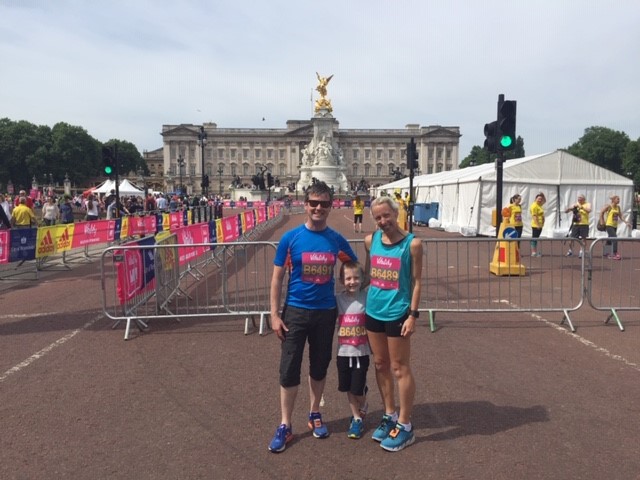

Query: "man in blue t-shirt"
left=268, top=181, right=357, bottom=453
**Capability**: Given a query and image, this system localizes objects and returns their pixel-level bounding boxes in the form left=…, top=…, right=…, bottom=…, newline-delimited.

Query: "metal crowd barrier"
left=100, top=229, right=640, bottom=340
left=587, top=237, right=640, bottom=331
left=422, top=237, right=586, bottom=332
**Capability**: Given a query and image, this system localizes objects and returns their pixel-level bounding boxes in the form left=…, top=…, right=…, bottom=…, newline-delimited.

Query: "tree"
left=50, top=122, right=101, bottom=186
left=459, top=136, right=526, bottom=168
left=566, top=126, right=630, bottom=174
left=622, top=138, right=640, bottom=191
left=460, top=146, right=491, bottom=168
left=103, top=139, right=144, bottom=177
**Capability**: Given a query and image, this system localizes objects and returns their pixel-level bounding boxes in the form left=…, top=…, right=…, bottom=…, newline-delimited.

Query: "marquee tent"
left=372, top=150, right=635, bottom=237
left=93, top=179, right=145, bottom=197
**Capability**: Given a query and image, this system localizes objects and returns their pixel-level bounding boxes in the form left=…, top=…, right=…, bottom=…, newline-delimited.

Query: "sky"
left=1, top=0, right=639, bottom=162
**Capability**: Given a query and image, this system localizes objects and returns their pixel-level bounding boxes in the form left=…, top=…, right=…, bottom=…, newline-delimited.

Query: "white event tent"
left=372, top=150, right=635, bottom=237
left=93, top=179, right=145, bottom=197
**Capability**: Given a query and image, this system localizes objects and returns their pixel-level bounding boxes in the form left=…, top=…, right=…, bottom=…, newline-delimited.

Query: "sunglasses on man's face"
left=307, top=200, right=332, bottom=208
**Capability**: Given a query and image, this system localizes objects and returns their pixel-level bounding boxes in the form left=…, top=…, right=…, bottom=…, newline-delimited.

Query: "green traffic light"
left=500, top=135, right=513, bottom=148
left=104, top=166, right=113, bottom=175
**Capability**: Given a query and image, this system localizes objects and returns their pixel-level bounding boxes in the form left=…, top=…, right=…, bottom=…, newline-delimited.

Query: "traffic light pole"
left=114, top=144, right=121, bottom=218
left=495, top=150, right=504, bottom=237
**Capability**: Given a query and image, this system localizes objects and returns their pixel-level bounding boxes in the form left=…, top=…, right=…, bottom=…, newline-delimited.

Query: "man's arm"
left=270, top=265, right=288, bottom=341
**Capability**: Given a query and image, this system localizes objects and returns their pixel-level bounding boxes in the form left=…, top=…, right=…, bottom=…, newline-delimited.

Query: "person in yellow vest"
left=394, top=192, right=408, bottom=231
left=529, top=193, right=546, bottom=256
left=564, top=194, right=591, bottom=257
left=11, top=196, right=36, bottom=228
left=508, top=194, right=523, bottom=238
left=353, top=195, right=365, bottom=233
left=599, top=194, right=631, bottom=260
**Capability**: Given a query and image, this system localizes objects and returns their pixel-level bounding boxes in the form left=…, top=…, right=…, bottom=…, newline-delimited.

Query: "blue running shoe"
left=380, top=423, right=415, bottom=452
left=347, top=417, right=364, bottom=439
left=268, top=424, right=293, bottom=453
left=308, top=412, right=329, bottom=438
left=371, top=414, right=395, bottom=442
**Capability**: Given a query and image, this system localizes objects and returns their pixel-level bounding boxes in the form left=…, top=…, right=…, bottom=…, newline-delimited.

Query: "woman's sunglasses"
left=307, top=200, right=332, bottom=208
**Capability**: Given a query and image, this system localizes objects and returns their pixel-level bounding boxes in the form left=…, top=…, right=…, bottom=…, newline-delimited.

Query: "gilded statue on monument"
left=314, top=72, right=333, bottom=113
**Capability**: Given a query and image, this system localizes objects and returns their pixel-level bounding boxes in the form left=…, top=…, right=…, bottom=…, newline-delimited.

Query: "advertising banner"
left=71, top=220, right=114, bottom=249
left=0, top=230, right=9, bottom=264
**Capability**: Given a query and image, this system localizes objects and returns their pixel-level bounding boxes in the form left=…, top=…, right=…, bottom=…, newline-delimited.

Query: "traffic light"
left=497, top=100, right=517, bottom=151
left=266, top=172, right=274, bottom=188
left=102, top=146, right=114, bottom=176
left=484, top=121, right=498, bottom=153
left=406, top=138, right=419, bottom=170
left=202, top=174, right=210, bottom=188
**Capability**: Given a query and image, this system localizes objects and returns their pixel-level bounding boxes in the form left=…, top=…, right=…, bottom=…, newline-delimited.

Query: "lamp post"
left=137, top=168, right=146, bottom=210
left=217, top=164, right=224, bottom=197
left=198, top=126, right=208, bottom=197
left=177, top=154, right=185, bottom=195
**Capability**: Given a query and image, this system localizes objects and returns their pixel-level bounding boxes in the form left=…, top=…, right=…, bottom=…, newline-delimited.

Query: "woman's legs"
left=388, top=336, right=415, bottom=424
left=367, top=330, right=396, bottom=415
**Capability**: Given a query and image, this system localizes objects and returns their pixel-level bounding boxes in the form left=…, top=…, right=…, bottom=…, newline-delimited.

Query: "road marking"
left=0, top=314, right=103, bottom=383
left=529, top=310, right=640, bottom=372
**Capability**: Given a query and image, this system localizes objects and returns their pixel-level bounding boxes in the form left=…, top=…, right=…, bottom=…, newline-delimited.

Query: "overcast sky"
left=1, top=0, right=639, bottom=161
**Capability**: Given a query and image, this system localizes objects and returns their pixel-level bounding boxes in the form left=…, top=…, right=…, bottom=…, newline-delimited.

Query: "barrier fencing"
left=101, top=233, right=640, bottom=340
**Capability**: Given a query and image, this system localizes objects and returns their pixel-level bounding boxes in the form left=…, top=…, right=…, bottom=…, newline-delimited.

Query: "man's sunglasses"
left=307, top=200, right=332, bottom=208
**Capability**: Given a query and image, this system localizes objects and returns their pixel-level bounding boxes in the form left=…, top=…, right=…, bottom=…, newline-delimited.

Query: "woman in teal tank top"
left=363, top=196, right=423, bottom=452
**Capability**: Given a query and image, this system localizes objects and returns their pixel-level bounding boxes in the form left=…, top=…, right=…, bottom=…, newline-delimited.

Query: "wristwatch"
left=408, top=310, right=420, bottom=318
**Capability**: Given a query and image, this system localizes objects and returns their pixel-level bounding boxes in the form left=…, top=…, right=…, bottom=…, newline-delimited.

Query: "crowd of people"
left=0, top=189, right=226, bottom=229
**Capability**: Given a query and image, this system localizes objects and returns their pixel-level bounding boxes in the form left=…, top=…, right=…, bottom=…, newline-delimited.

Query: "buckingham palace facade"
left=155, top=120, right=461, bottom=196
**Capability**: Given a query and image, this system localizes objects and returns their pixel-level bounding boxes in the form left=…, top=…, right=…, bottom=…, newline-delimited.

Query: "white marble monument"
left=297, top=73, right=349, bottom=195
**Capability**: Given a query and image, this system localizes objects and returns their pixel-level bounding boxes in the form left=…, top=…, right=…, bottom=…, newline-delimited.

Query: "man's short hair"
left=304, top=181, right=333, bottom=202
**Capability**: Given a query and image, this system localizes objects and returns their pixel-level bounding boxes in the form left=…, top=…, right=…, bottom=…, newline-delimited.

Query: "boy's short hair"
left=339, top=260, right=362, bottom=282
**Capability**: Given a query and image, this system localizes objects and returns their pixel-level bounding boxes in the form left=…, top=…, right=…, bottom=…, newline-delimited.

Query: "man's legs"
left=280, top=385, right=298, bottom=426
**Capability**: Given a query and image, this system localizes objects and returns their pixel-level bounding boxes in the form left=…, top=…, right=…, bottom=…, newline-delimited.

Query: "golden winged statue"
left=314, top=72, right=334, bottom=113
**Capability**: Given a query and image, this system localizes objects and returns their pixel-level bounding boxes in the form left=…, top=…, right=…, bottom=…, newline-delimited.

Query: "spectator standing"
left=353, top=195, right=364, bottom=233
left=364, top=196, right=423, bottom=452
left=0, top=199, right=11, bottom=229
left=84, top=194, right=100, bottom=221
left=268, top=181, right=358, bottom=453
left=0, top=194, right=12, bottom=218
left=529, top=193, right=546, bottom=256
left=11, top=197, right=36, bottom=228
left=599, top=195, right=631, bottom=260
left=42, top=196, right=60, bottom=226
left=59, top=195, right=75, bottom=224
left=335, top=261, right=370, bottom=439
left=508, top=194, right=524, bottom=238
left=394, top=192, right=408, bottom=231
left=14, top=190, right=34, bottom=210
left=156, top=194, right=168, bottom=212
left=565, top=194, right=591, bottom=257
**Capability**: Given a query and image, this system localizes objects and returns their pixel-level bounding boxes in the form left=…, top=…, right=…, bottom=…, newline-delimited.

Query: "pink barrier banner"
left=169, top=212, right=182, bottom=231
left=124, top=215, right=156, bottom=237
left=242, top=211, right=255, bottom=233
left=128, top=216, right=146, bottom=237
left=114, top=236, right=155, bottom=305
left=0, top=230, right=9, bottom=264
left=71, top=220, right=115, bottom=248
left=257, top=207, right=266, bottom=224
left=216, top=216, right=239, bottom=243
left=175, top=223, right=210, bottom=265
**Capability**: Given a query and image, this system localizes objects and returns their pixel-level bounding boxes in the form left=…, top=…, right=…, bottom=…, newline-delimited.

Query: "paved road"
left=1, top=210, right=639, bottom=479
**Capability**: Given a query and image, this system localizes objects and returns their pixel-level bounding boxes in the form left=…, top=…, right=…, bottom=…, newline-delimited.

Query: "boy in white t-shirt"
left=335, top=261, right=371, bottom=439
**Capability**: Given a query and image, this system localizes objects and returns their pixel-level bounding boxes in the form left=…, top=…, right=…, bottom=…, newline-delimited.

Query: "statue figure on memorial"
left=314, top=72, right=334, bottom=113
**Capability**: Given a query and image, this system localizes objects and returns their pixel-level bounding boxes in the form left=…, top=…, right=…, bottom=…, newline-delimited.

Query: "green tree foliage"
left=460, top=136, right=525, bottom=167
left=566, top=126, right=630, bottom=174
left=103, top=139, right=145, bottom=177
left=0, top=117, right=146, bottom=191
left=622, top=138, right=640, bottom=190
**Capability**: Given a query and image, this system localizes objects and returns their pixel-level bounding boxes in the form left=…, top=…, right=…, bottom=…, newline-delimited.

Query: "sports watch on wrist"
left=409, top=310, right=420, bottom=318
